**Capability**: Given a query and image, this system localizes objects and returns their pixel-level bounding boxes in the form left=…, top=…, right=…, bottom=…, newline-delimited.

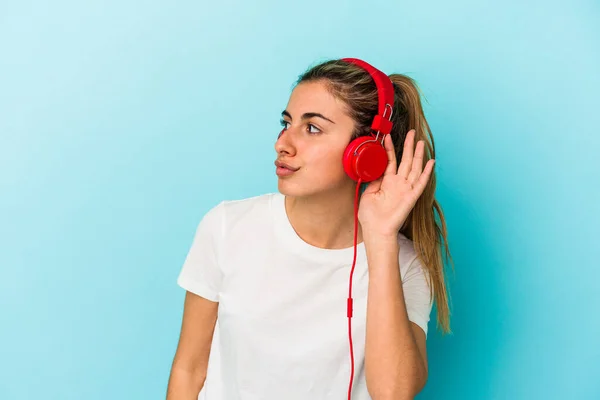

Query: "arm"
left=364, top=235, right=428, bottom=400
left=166, top=291, right=218, bottom=400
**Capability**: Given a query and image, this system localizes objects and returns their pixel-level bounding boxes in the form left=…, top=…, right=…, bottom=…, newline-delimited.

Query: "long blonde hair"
left=296, top=59, right=454, bottom=334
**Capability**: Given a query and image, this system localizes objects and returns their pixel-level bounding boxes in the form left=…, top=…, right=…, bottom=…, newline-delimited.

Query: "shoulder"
left=196, top=192, right=275, bottom=232
left=219, top=192, right=276, bottom=221
left=204, top=192, right=278, bottom=235
left=220, top=192, right=275, bottom=213
left=189, top=193, right=277, bottom=259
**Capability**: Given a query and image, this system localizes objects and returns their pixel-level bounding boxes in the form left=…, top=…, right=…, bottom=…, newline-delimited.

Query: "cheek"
left=309, top=143, right=348, bottom=175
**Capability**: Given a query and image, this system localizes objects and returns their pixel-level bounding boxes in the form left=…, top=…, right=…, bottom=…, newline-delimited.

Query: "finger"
left=397, top=129, right=415, bottom=179
left=413, top=159, right=435, bottom=193
left=383, top=134, right=398, bottom=176
left=407, top=140, right=425, bottom=184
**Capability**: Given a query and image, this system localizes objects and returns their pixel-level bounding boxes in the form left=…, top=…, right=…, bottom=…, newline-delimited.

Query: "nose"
left=274, top=128, right=296, bottom=156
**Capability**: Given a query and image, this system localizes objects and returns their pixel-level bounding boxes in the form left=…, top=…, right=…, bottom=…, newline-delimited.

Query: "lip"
left=275, top=160, right=299, bottom=177
left=274, top=160, right=299, bottom=171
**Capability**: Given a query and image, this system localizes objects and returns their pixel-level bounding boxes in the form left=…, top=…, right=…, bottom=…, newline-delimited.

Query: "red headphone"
left=341, top=58, right=396, bottom=183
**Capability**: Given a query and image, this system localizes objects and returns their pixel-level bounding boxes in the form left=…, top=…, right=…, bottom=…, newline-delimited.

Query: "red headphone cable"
left=347, top=178, right=362, bottom=400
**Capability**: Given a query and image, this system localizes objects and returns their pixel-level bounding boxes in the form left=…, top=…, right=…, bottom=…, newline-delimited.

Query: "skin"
left=167, top=79, right=433, bottom=399
left=276, top=80, right=434, bottom=398
left=167, top=292, right=217, bottom=399
left=275, top=80, right=366, bottom=250
left=359, top=129, right=435, bottom=398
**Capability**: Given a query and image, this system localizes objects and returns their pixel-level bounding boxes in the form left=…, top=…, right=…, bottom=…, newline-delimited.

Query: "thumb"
left=362, top=176, right=383, bottom=196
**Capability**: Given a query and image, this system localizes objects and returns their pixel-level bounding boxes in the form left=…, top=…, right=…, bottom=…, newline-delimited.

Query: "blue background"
left=1, top=0, right=599, bottom=399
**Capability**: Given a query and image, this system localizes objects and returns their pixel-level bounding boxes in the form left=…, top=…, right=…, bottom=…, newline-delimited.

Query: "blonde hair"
left=296, top=59, right=454, bottom=334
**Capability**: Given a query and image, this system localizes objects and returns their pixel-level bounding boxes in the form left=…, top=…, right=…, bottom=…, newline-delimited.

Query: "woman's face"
left=274, top=80, right=357, bottom=198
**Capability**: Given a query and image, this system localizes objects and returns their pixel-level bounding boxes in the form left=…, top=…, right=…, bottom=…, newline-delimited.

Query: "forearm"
left=166, top=363, right=206, bottom=400
left=363, top=235, right=427, bottom=399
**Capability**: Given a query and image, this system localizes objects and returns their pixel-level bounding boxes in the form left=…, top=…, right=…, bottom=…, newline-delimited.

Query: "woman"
left=167, top=58, right=453, bottom=400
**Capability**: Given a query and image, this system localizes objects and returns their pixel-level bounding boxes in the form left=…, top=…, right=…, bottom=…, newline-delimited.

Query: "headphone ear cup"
left=342, top=136, right=388, bottom=182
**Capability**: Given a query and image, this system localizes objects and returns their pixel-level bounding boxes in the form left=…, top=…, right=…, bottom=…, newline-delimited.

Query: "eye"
left=279, top=119, right=322, bottom=135
left=307, top=124, right=321, bottom=134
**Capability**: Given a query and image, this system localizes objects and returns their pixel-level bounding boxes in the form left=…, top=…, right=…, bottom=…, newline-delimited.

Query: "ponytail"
left=389, top=74, right=454, bottom=334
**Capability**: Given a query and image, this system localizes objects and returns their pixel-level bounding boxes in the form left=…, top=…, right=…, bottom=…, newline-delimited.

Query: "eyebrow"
left=281, top=110, right=336, bottom=124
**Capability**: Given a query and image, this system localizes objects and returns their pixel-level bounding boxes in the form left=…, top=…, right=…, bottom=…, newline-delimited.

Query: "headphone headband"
left=341, top=58, right=395, bottom=135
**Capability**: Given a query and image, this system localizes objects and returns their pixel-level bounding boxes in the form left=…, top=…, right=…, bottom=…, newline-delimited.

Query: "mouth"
left=275, top=160, right=299, bottom=171
left=275, top=160, right=299, bottom=177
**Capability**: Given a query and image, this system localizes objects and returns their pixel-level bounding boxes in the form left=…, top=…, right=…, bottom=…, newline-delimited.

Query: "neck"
left=284, top=186, right=363, bottom=250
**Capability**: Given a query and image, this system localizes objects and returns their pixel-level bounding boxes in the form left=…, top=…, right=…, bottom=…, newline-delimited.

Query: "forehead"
left=287, top=81, right=348, bottom=117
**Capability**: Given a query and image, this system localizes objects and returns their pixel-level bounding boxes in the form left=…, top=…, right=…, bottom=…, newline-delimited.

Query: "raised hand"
left=358, top=129, right=435, bottom=237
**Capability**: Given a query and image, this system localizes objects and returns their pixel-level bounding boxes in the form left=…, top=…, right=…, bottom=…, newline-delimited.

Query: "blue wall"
left=1, top=0, right=598, bottom=398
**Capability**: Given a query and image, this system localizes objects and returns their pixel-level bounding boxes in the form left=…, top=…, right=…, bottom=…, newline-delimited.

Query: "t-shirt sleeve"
left=402, top=254, right=434, bottom=337
left=177, top=201, right=225, bottom=302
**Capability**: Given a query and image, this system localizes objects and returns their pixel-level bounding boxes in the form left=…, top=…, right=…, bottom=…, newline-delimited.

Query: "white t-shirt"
left=177, top=192, right=433, bottom=400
